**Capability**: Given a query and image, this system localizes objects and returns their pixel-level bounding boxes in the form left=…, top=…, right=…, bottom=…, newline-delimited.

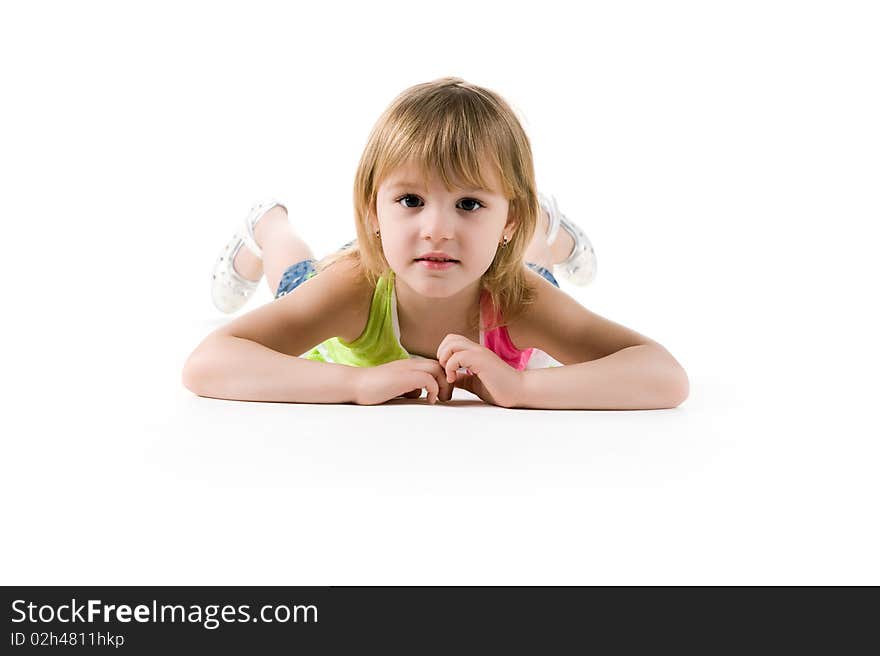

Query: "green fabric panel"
left=301, top=271, right=410, bottom=367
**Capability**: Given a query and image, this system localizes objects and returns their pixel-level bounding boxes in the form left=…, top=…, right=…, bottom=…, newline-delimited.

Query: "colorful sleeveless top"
left=301, top=270, right=561, bottom=370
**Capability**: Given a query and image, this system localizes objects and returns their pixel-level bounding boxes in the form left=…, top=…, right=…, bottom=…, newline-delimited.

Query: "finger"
left=444, top=351, right=470, bottom=384
left=410, top=359, right=453, bottom=402
left=436, top=333, right=469, bottom=368
left=430, top=361, right=454, bottom=401
left=417, top=371, right=440, bottom=405
left=436, top=335, right=454, bottom=368
left=445, top=355, right=457, bottom=383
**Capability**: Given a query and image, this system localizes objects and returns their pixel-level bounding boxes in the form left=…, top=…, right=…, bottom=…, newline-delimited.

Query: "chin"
left=397, top=265, right=470, bottom=297
left=409, top=279, right=463, bottom=298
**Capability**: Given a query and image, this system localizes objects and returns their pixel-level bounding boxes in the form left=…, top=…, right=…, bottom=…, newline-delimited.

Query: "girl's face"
left=373, top=161, right=514, bottom=298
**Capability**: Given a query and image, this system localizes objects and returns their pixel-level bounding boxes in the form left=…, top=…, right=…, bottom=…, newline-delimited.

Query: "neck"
left=392, top=271, right=483, bottom=344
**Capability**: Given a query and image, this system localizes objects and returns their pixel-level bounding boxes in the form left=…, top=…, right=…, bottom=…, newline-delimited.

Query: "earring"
left=500, top=235, right=509, bottom=248
left=375, top=229, right=380, bottom=238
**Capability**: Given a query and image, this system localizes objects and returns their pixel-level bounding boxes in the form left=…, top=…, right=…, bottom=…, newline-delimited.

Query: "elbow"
left=181, top=349, right=211, bottom=395
left=664, top=366, right=690, bottom=408
left=182, top=334, right=230, bottom=395
left=645, top=343, right=689, bottom=408
left=181, top=364, right=200, bottom=395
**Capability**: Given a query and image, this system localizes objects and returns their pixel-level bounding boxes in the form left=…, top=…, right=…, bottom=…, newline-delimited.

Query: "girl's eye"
left=395, top=195, right=485, bottom=212
left=398, top=194, right=422, bottom=209
left=458, top=198, right=485, bottom=212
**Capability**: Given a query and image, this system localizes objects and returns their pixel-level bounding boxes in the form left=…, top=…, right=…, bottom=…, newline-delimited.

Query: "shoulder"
left=216, top=254, right=374, bottom=357
left=504, top=268, right=557, bottom=350
left=319, top=257, right=375, bottom=343
left=505, top=267, right=657, bottom=364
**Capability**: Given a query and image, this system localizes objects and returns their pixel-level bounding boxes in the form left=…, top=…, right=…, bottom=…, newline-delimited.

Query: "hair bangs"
left=374, top=91, right=512, bottom=198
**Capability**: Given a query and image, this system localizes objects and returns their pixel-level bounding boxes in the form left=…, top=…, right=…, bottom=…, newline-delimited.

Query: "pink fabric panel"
left=479, top=291, right=534, bottom=371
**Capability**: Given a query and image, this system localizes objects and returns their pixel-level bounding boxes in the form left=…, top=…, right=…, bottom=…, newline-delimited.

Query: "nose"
left=419, top=204, right=456, bottom=242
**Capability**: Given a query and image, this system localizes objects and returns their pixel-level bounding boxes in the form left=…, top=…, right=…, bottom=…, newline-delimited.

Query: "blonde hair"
left=315, top=76, right=540, bottom=333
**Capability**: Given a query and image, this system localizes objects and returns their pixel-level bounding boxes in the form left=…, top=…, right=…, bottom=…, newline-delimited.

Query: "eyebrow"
left=388, top=181, right=492, bottom=193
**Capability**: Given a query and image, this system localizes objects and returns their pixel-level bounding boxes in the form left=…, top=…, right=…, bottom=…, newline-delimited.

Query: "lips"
left=417, top=259, right=458, bottom=270
left=415, top=251, right=459, bottom=262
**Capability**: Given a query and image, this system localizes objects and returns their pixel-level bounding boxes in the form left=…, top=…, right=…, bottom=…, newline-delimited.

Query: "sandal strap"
left=241, top=199, right=287, bottom=259
left=538, top=193, right=562, bottom=246
left=241, top=229, right=262, bottom=259
left=226, top=241, right=261, bottom=288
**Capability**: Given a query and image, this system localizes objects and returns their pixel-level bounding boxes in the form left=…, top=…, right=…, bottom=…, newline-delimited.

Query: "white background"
left=1, top=0, right=878, bottom=584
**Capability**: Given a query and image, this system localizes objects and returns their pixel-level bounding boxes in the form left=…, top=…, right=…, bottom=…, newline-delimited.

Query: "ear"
left=367, top=207, right=379, bottom=233
left=504, top=204, right=519, bottom=237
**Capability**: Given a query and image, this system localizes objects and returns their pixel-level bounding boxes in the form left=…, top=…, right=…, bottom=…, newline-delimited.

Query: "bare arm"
left=182, top=334, right=361, bottom=404
left=182, top=258, right=371, bottom=404
left=508, top=270, right=689, bottom=410
left=516, top=344, right=689, bottom=410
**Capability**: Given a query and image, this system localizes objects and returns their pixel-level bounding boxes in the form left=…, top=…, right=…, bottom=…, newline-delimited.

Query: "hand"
left=353, top=358, right=455, bottom=406
left=436, top=334, right=525, bottom=408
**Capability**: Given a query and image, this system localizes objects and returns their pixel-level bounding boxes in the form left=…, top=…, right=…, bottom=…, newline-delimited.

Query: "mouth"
left=414, top=258, right=459, bottom=270
left=414, top=257, right=460, bottom=263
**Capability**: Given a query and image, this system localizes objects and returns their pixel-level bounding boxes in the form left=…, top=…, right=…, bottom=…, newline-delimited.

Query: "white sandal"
left=211, top=200, right=286, bottom=313
left=538, top=192, right=597, bottom=286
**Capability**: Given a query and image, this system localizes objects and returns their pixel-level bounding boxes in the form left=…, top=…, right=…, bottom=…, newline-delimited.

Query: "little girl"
left=183, top=77, right=688, bottom=410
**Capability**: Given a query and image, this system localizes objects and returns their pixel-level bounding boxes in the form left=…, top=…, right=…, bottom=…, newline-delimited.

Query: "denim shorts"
left=274, top=240, right=560, bottom=299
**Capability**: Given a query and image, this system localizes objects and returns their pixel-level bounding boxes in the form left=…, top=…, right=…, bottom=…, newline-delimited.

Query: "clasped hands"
left=353, top=333, right=524, bottom=408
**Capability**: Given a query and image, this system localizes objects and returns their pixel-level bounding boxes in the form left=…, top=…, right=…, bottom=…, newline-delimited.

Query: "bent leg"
left=274, top=259, right=319, bottom=299
left=273, top=239, right=358, bottom=299
left=522, top=206, right=555, bottom=270
left=522, top=205, right=576, bottom=269
left=250, top=206, right=317, bottom=295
